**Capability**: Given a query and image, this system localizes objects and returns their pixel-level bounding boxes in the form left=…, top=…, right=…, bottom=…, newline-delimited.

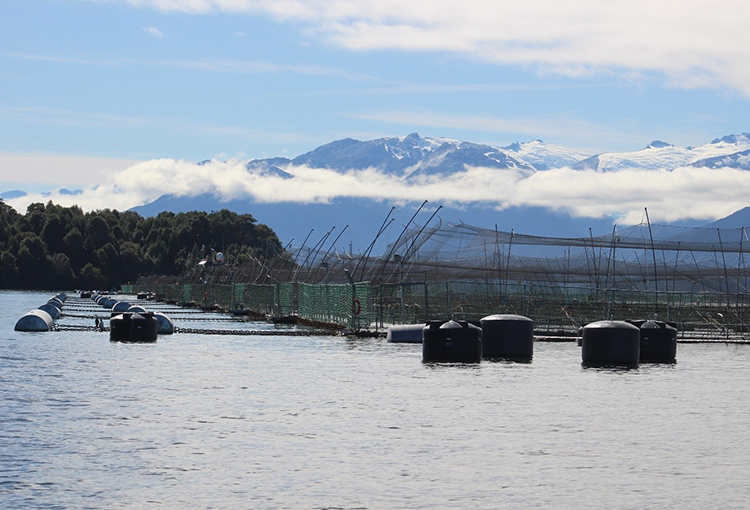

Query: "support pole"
left=645, top=207, right=659, bottom=315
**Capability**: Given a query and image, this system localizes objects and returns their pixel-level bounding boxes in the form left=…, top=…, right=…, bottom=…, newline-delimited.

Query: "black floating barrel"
left=387, top=324, right=425, bottom=343
left=480, top=314, right=534, bottom=360
left=638, top=320, right=677, bottom=363
left=581, top=320, right=640, bottom=366
left=422, top=320, right=482, bottom=363
left=110, top=312, right=158, bottom=343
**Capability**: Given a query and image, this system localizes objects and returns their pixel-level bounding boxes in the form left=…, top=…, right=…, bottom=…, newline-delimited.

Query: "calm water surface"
left=2, top=291, right=750, bottom=509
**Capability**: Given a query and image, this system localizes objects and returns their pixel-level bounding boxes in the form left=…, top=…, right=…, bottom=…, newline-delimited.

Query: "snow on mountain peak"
left=235, top=131, right=750, bottom=178
left=280, top=133, right=539, bottom=179
left=572, top=133, right=750, bottom=172
left=502, top=139, right=590, bottom=170
left=709, top=133, right=750, bottom=146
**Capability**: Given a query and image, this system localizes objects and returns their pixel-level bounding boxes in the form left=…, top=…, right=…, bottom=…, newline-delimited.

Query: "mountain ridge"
left=6, top=131, right=750, bottom=251
left=241, top=131, right=750, bottom=175
left=130, top=131, right=750, bottom=249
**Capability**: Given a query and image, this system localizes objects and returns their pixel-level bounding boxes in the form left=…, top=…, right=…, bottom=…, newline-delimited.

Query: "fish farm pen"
left=127, top=219, right=750, bottom=339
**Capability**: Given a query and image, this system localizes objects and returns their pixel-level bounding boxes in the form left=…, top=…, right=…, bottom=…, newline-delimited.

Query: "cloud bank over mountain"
left=6, top=133, right=750, bottom=226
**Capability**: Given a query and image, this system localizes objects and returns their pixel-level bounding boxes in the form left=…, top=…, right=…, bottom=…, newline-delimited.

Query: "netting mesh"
left=126, top=278, right=750, bottom=339
left=256, top=219, right=749, bottom=295
left=297, top=283, right=351, bottom=325
left=127, top=218, right=750, bottom=337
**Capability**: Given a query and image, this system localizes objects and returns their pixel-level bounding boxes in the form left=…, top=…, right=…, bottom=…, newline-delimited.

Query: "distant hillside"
left=706, top=207, right=750, bottom=229
left=131, top=193, right=676, bottom=253
left=0, top=202, right=282, bottom=290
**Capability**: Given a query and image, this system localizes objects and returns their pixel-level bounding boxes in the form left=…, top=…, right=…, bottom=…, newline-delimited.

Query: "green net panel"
left=240, top=284, right=275, bottom=315
left=298, top=283, right=352, bottom=326
left=125, top=280, right=750, bottom=338
left=276, top=283, right=296, bottom=318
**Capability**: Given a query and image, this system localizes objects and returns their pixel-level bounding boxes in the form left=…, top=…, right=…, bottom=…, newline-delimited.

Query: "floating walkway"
left=173, top=327, right=335, bottom=336
left=52, top=294, right=340, bottom=337
left=55, top=324, right=334, bottom=336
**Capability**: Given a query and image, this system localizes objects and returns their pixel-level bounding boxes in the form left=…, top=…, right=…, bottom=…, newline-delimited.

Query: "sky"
left=3, top=0, right=750, bottom=230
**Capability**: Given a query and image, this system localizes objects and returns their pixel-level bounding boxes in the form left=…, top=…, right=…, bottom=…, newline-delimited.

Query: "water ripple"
left=2, top=292, right=750, bottom=508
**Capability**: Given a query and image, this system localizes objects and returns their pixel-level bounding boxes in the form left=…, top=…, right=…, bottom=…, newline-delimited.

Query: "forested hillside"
left=0, top=200, right=282, bottom=290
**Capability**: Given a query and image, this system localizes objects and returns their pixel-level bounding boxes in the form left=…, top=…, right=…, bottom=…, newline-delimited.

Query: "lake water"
left=2, top=291, right=750, bottom=509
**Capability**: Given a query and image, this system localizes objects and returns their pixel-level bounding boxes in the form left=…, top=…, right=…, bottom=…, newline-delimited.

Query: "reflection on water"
left=2, top=291, right=750, bottom=508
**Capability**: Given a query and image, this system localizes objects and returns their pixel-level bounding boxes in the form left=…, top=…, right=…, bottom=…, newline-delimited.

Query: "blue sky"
left=2, top=0, right=750, bottom=218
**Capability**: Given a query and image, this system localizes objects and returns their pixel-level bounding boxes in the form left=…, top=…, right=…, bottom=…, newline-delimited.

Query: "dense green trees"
left=0, top=200, right=283, bottom=290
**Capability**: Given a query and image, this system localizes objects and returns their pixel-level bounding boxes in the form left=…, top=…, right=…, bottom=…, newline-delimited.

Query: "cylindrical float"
left=480, top=314, right=534, bottom=360
left=112, top=301, right=131, bottom=313
left=47, top=297, right=63, bottom=309
left=38, top=303, right=61, bottom=320
left=110, top=312, right=158, bottom=343
left=422, top=320, right=482, bottom=363
left=154, top=312, right=175, bottom=335
left=387, top=324, right=425, bottom=343
left=127, top=305, right=147, bottom=313
left=101, top=298, right=117, bottom=309
left=15, top=309, right=54, bottom=332
left=581, top=320, right=640, bottom=366
left=638, top=320, right=677, bottom=363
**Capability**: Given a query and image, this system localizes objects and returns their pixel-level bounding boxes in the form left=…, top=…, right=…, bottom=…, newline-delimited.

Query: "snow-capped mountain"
left=502, top=139, right=591, bottom=170
left=7, top=131, right=750, bottom=251
left=574, top=133, right=750, bottom=172
left=246, top=158, right=294, bottom=179
left=239, top=132, right=750, bottom=177
left=249, top=133, right=536, bottom=179
left=690, top=148, right=750, bottom=170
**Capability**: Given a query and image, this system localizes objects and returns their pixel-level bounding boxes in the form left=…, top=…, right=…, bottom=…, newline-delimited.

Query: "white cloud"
left=6, top=157, right=750, bottom=226
left=513, top=166, right=750, bottom=224
left=116, top=0, right=750, bottom=95
left=143, top=26, right=165, bottom=38
left=4, top=52, right=373, bottom=80
left=0, top=152, right=141, bottom=190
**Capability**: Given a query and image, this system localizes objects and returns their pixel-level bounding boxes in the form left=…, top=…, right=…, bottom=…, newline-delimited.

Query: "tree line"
left=0, top=200, right=283, bottom=290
